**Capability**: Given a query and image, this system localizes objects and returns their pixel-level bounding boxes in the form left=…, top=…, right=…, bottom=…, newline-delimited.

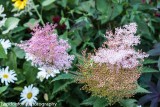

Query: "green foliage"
left=3, top=17, right=20, bottom=34
left=135, top=84, right=150, bottom=93
left=23, top=62, right=38, bottom=84
left=52, top=73, right=75, bottom=82
left=81, top=96, right=108, bottom=107
left=52, top=80, right=74, bottom=94
left=142, top=67, right=159, bottom=73
left=0, top=44, right=7, bottom=58
left=42, top=0, right=56, bottom=7
left=120, top=99, right=139, bottom=107
left=0, top=0, right=160, bottom=107
left=0, top=86, right=8, bottom=94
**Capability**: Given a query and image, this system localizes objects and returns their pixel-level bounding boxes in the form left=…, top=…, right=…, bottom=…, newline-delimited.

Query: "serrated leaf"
left=52, top=81, right=74, bottom=94
left=135, top=85, right=150, bottom=93
left=143, top=59, right=158, bottom=64
left=142, top=67, right=159, bottom=73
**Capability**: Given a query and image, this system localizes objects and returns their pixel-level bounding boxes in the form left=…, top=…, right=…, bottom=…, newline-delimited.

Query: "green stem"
left=7, top=32, right=13, bottom=43
left=69, top=71, right=82, bottom=76
left=32, top=0, right=45, bottom=25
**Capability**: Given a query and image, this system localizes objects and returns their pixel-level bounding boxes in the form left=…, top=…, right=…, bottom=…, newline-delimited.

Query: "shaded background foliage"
left=0, top=0, right=160, bottom=107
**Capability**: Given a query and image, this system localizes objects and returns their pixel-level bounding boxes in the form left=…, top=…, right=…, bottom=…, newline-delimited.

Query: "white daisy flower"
left=0, top=66, right=17, bottom=85
left=37, top=70, right=47, bottom=82
left=0, top=39, right=11, bottom=54
left=0, top=5, right=7, bottom=28
left=37, top=66, right=60, bottom=81
left=20, top=84, right=39, bottom=106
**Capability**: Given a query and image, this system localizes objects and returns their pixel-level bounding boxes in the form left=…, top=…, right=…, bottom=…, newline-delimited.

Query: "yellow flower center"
left=47, top=69, right=52, bottom=74
left=27, top=92, right=32, bottom=99
left=3, top=74, right=9, bottom=79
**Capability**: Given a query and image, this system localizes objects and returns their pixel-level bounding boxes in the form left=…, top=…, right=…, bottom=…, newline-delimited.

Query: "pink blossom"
left=17, top=23, right=74, bottom=71
left=92, top=23, right=148, bottom=69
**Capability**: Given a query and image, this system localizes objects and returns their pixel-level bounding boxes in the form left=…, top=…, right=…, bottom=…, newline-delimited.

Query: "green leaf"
left=81, top=96, right=97, bottom=105
left=148, top=48, right=160, bottom=56
left=110, top=4, right=123, bottom=20
left=136, top=17, right=153, bottom=40
left=158, top=57, right=160, bottom=71
left=5, top=52, right=17, bottom=70
left=142, top=67, right=159, bottom=73
left=77, top=1, right=95, bottom=14
left=13, top=87, right=23, bottom=91
left=143, top=59, right=158, bottom=64
left=52, top=81, right=74, bottom=94
left=135, top=84, right=150, bottom=93
left=93, top=97, right=108, bottom=107
left=12, top=26, right=26, bottom=34
left=57, top=0, right=67, bottom=7
left=70, top=31, right=82, bottom=47
left=52, top=73, right=75, bottom=82
left=24, top=18, right=40, bottom=28
left=120, top=99, right=138, bottom=107
left=66, top=96, right=80, bottom=107
left=0, top=44, right=7, bottom=58
left=0, top=86, right=8, bottom=94
left=96, top=1, right=123, bottom=23
left=23, top=62, right=38, bottom=84
left=42, top=0, right=56, bottom=7
left=13, top=47, right=25, bottom=59
left=96, top=0, right=108, bottom=14
left=81, top=96, right=108, bottom=107
left=3, top=17, right=20, bottom=34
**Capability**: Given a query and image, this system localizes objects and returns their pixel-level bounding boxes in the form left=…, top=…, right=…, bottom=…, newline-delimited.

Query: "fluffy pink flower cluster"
left=18, top=24, right=74, bottom=71
left=92, top=23, right=148, bottom=69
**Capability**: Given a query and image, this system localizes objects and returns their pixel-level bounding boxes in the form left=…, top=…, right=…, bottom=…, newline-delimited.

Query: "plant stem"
left=69, top=71, right=82, bottom=76
left=32, top=0, right=45, bottom=25
left=7, top=32, right=13, bottom=43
